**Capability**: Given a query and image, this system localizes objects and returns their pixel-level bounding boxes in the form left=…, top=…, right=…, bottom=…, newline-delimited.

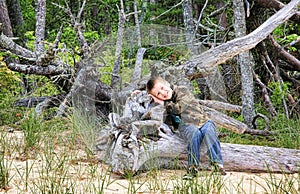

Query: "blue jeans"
left=179, top=120, right=223, bottom=168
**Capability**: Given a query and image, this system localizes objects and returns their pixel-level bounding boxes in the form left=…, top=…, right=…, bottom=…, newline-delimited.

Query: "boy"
left=146, top=76, right=226, bottom=179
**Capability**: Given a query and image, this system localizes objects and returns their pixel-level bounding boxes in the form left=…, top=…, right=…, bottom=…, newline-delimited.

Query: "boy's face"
left=149, top=81, right=173, bottom=101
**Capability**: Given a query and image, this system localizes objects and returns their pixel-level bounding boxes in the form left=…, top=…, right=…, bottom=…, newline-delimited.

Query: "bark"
left=135, top=138, right=300, bottom=173
left=7, top=0, right=24, bottom=32
left=6, top=61, right=71, bottom=76
left=0, top=33, right=35, bottom=59
left=203, top=106, right=247, bottom=134
left=182, top=0, right=196, bottom=55
left=35, top=0, right=46, bottom=62
left=111, top=0, right=126, bottom=88
left=0, top=0, right=13, bottom=37
left=199, top=100, right=242, bottom=113
left=133, top=0, right=141, bottom=48
left=13, top=95, right=65, bottom=110
left=233, top=0, right=255, bottom=127
left=130, top=48, right=146, bottom=83
left=181, top=0, right=300, bottom=79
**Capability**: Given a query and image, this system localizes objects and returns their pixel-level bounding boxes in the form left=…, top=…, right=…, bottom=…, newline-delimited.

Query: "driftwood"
left=96, top=91, right=300, bottom=175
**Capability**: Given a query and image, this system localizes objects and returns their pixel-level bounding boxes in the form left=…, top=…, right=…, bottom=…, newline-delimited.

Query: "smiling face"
left=148, top=79, right=173, bottom=101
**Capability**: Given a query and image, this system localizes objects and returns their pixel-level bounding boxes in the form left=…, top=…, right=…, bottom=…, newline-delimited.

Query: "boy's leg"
left=180, top=125, right=203, bottom=179
left=200, top=120, right=226, bottom=175
left=187, top=129, right=202, bottom=167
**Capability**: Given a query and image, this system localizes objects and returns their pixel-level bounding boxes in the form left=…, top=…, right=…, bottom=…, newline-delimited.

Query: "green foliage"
left=221, top=114, right=300, bottom=149
left=268, top=82, right=290, bottom=109
left=0, top=59, right=25, bottom=125
left=20, top=0, right=36, bottom=31
left=191, top=80, right=201, bottom=96
left=273, top=23, right=300, bottom=54
left=24, top=31, right=36, bottom=50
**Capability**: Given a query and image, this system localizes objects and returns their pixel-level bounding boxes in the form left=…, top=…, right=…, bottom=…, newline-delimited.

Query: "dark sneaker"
left=183, top=173, right=196, bottom=180
left=183, top=167, right=198, bottom=180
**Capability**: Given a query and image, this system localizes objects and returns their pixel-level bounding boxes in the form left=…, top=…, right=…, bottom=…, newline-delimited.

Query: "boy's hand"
left=131, top=90, right=141, bottom=96
left=149, top=94, right=164, bottom=105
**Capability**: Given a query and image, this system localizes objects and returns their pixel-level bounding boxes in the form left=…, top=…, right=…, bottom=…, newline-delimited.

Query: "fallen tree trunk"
left=96, top=91, right=299, bottom=175
left=137, top=131, right=300, bottom=174
left=97, top=120, right=300, bottom=175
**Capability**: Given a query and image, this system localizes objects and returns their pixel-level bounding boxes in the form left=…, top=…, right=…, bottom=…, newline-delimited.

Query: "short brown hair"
left=146, top=76, right=169, bottom=93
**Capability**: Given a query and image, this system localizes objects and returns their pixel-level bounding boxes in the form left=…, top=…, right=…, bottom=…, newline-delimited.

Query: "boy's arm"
left=165, top=86, right=194, bottom=114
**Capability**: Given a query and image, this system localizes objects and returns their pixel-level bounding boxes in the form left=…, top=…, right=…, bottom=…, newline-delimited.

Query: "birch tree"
left=233, top=0, right=255, bottom=127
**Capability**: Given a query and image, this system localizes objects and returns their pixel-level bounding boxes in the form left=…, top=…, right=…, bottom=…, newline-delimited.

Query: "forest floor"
left=0, top=128, right=299, bottom=194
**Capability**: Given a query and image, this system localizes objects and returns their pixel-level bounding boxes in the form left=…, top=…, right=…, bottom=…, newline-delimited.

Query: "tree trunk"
left=35, top=0, right=46, bottom=61
left=233, top=0, right=254, bottom=127
left=0, top=0, right=13, bottom=37
left=133, top=0, right=141, bottom=48
left=7, top=0, right=24, bottom=32
left=111, top=0, right=126, bottom=88
left=182, top=0, right=196, bottom=55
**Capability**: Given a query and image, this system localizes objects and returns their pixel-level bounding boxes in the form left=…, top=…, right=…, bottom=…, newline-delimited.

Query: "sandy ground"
left=0, top=130, right=299, bottom=194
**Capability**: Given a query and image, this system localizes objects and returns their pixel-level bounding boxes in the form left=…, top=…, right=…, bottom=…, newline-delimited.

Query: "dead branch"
left=252, top=69, right=277, bottom=117
left=0, top=33, right=34, bottom=60
left=252, top=113, right=270, bottom=131
left=111, top=0, right=126, bottom=88
left=202, top=106, right=246, bottom=134
left=269, top=35, right=300, bottom=71
left=52, top=0, right=89, bottom=58
left=130, top=48, right=146, bottom=83
left=260, top=40, right=290, bottom=118
left=6, top=61, right=71, bottom=76
left=199, top=100, right=241, bottom=113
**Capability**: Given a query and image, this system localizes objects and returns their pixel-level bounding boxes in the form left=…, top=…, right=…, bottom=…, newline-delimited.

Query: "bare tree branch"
left=0, top=33, right=35, bottom=60
left=269, top=35, right=300, bottom=71
left=53, top=1, right=89, bottom=58
left=252, top=69, right=277, bottom=117
left=6, top=61, right=71, bottom=76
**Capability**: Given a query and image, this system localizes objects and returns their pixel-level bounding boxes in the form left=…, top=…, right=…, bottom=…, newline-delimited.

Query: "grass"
left=221, top=114, right=300, bottom=150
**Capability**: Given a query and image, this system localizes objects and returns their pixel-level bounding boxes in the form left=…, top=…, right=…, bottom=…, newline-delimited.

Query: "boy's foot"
left=212, top=164, right=227, bottom=175
left=218, top=166, right=227, bottom=175
left=183, top=167, right=198, bottom=180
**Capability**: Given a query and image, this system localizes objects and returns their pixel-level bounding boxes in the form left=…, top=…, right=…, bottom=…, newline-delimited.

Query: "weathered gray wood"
left=137, top=132, right=300, bottom=173
left=203, top=106, right=246, bottom=134
left=199, top=100, right=241, bottom=113
left=233, top=0, right=255, bottom=127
